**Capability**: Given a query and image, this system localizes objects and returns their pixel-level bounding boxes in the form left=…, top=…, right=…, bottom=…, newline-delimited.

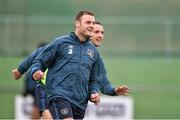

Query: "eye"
left=86, top=21, right=92, bottom=24
left=94, top=31, right=99, bottom=34
left=87, top=21, right=90, bottom=24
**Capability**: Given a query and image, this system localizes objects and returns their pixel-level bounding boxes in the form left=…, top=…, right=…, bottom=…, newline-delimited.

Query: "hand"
left=12, top=69, right=22, bottom=80
left=115, top=85, right=130, bottom=96
left=90, top=93, right=100, bottom=105
left=42, top=109, right=53, bottom=120
left=33, top=70, right=44, bottom=80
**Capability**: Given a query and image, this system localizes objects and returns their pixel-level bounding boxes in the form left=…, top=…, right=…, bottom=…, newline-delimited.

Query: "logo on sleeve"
left=87, top=49, right=94, bottom=58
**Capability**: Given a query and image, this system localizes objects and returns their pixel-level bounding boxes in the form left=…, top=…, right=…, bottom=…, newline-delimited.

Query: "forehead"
left=94, top=24, right=104, bottom=31
left=80, top=14, right=95, bottom=21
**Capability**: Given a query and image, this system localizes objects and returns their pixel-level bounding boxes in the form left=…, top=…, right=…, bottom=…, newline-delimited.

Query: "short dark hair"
left=75, top=10, right=95, bottom=21
left=94, top=21, right=102, bottom=25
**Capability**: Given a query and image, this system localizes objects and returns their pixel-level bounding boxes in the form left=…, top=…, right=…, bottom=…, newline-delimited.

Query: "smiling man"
left=90, top=22, right=129, bottom=104
left=29, top=10, right=101, bottom=120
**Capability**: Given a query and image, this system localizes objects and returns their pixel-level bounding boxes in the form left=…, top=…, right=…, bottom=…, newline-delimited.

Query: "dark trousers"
left=49, top=98, right=85, bottom=119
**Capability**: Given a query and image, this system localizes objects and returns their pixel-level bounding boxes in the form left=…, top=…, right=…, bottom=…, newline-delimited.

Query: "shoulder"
left=87, top=41, right=98, bottom=52
left=54, top=34, right=70, bottom=42
left=46, top=34, right=71, bottom=48
left=37, top=46, right=45, bottom=52
left=54, top=33, right=77, bottom=44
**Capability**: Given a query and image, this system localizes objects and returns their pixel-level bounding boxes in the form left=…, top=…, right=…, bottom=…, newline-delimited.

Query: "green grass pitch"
left=0, top=56, right=179, bottom=119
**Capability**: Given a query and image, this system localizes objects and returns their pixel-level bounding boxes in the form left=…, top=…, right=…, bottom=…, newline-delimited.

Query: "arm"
left=90, top=84, right=130, bottom=105
left=89, top=52, right=101, bottom=104
left=99, top=74, right=116, bottom=96
left=30, top=40, right=58, bottom=80
left=100, top=77, right=129, bottom=96
left=93, top=58, right=130, bottom=96
left=97, top=58, right=116, bottom=95
left=99, top=58, right=129, bottom=96
left=12, top=47, right=44, bottom=80
left=89, top=56, right=101, bottom=94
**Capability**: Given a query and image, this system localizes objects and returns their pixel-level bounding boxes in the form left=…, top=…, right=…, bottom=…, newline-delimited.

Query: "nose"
left=89, top=25, right=94, bottom=31
left=99, top=33, right=103, bottom=39
left=89, top=21, right=95, bottom=27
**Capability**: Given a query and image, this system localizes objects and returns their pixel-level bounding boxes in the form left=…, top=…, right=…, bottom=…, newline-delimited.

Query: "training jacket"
left=30, top=32, right=101, bottom=110
left=17, top=46, right=45, bottom=92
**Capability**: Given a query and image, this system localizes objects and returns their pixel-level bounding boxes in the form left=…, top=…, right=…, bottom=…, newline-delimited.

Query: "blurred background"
left=0, top=0, right=179, bottom=119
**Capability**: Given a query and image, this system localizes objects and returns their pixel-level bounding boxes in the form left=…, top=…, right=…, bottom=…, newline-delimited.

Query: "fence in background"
left=0, top=0, right=180, bottom=57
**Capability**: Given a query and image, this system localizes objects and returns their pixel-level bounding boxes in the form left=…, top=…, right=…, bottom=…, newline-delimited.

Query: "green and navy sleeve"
left=40, top=69, right=48, bottom=85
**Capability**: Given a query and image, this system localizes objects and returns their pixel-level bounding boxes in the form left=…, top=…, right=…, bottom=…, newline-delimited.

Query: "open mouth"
left=96, top=38, right=102, bottom=41
left=87, top=27, right=94, bottom=32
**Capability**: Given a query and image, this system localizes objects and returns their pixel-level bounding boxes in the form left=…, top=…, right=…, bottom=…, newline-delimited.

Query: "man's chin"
left=89, top=33, right=94, bottom=37
left=86, top=31, right=94, bottom=36
left=95, top=44, right=100, bottom=47
left=96, top=44, right=101, bottom=47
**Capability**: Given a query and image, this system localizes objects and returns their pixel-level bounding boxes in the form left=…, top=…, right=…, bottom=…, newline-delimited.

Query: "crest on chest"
left=87, top=49, right=94, bottom=58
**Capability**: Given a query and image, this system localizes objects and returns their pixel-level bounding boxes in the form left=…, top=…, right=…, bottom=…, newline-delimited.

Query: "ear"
left=75, top=21, right=80, bottom=28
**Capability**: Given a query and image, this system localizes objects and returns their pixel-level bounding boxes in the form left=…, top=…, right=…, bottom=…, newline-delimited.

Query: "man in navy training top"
left=30, top=10, right=101, bottom=120
left=90, top=21, right=129, bottom=103
left=12, top=42, right=52, bottom=119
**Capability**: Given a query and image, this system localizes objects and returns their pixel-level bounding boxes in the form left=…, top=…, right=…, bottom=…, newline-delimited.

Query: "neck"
left=75, top=30, right=88, bottom=42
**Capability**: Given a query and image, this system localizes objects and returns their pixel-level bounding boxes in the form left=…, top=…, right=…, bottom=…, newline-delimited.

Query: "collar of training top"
left=70, top=32, right=90, bottom=44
